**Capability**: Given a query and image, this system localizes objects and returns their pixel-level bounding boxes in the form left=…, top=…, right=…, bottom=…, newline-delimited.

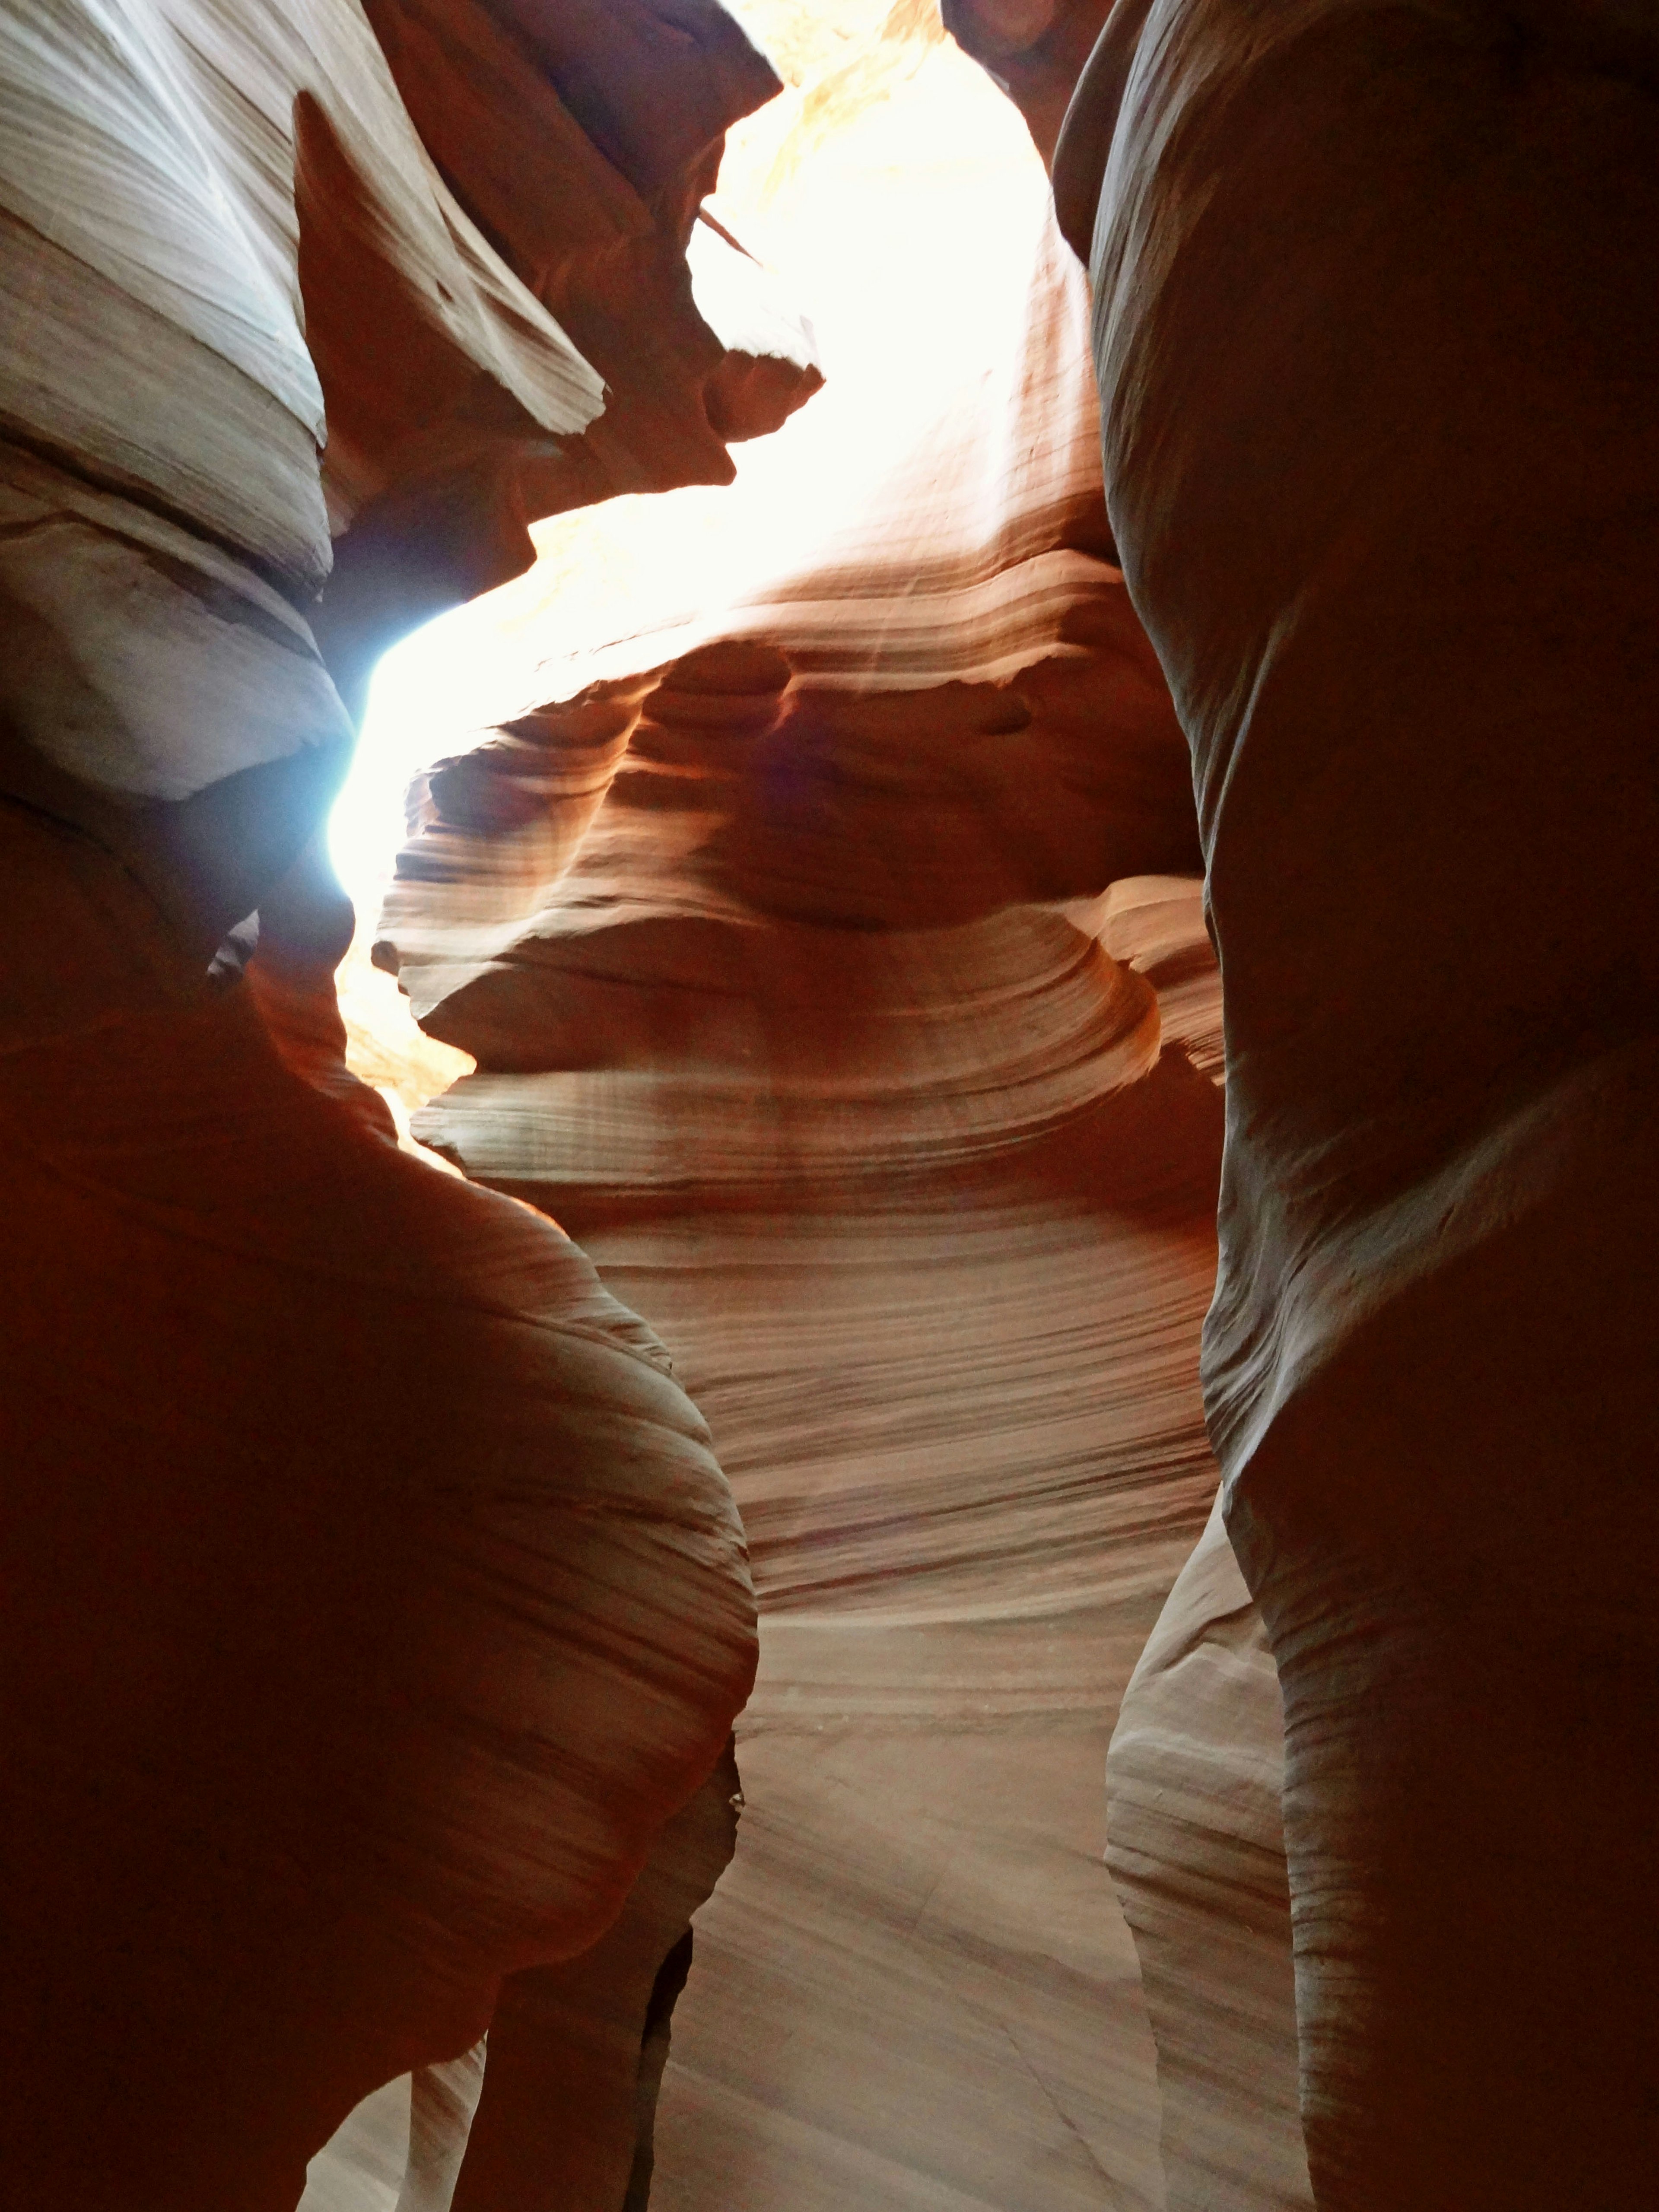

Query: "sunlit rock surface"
left=0, top=0, right=819, bottom=822
left=0, top=3, right=812, bottom=2202
left=368, top=174, right=1231, bottom=2203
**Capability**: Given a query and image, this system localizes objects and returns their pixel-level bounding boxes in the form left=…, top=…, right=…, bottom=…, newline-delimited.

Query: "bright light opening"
left=328, top=10, right=1057, bottom=1113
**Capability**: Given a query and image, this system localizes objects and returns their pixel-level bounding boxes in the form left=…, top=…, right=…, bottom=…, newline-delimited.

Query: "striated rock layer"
left=369, top=177, right=1236, bottom=2199
left=393, top=875, right=1227, bottom=2206
left=0, top=795, right=756, bottom=2208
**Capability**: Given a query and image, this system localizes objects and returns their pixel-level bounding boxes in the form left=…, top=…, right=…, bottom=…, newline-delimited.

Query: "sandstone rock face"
left=29, top=0, right=1648, bottom=2203
left=0, top=0, right=818, bottom=847
left=1052, top=3, right=1659, bottom=2204
left=386, top=836, right=1227, bottom=2208
left=1, top=797, right=757, bottom=2207
left=0, top=3, right=814, bottom=2203
left=435, top=1745, right=746, bottom=2212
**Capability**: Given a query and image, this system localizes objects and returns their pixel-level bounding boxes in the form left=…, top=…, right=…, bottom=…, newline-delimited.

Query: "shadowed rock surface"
left=1, top=2, right=817, bottom=2203
left=1106, top=1495, right=1309, bottom=2211
left=1047, top=0, right=1659, bottom=2203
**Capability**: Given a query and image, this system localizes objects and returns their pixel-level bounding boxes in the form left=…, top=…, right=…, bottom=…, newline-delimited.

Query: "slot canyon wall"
left=1040, top=1, right=1659, bottom=2207
left=948, top=0, right=1659, bottom=2203
left=5, top=2, right=1656, bottom=2211
left=1, top=3, right=816, bottom=2204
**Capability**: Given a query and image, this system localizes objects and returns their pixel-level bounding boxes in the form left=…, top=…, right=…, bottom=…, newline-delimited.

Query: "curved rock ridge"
left=0, top=797, right=757, bottom=2210
left=372, top=865, right=1223, bottom=2208
left=376, top=576, right=1196, bottom=991
left=317, top=2, right=823, bottom=567
left=383, top=1745, right=745, bottom=2212
left=488, top=176, right=1122, bottom=720
left=408, top=915, right=1157, bottom=1201
left=374, top=617, right=1220, bottom=1627
left=1, top=0, right=820, bottom=902
left=377, top=886, right=1224, bottom=2206
left=389, top=728, right=1223, bottom=1610
left=1094, top=874, right=1222, bottom=1080
left=375, top=597, right=1204, bottom=1215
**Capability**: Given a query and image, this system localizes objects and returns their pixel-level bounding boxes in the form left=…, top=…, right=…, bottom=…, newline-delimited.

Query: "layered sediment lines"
left=0, top=798, right=757, bottom=2208
left=0, top=0, right=820, bottom=843
left=395, top=854, right=1227, bottom=2207
left=368, top=184, right=1237, bottom=2196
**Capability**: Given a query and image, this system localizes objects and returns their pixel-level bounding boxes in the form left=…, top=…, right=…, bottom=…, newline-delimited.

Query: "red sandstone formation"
left=0, top=2, right=819, bottom=2204
left=1044, top=3, right=1659, bottom=2206
left=11, top=0, right=1648, bottom=2203
left=310, top=0, right=822, bottom=715
left=437, top=1745, right=745, bottom=2212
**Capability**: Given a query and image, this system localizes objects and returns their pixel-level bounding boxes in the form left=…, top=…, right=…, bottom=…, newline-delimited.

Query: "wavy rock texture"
left=1, top=795, right=757, bottom=2209
left=365, top=183, right=1235, bottom=2204
left=1052, top=2, right=1659, bottom=2205
left=0, top=0, right=818, bottom=835
left=0, top=3, right=817, bottom=2204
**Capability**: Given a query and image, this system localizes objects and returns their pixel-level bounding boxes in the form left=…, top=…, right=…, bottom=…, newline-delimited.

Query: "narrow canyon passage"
left=607, top=1149, right=1214, bottom=2211
left=6, top=3, right=1654, bottom=2209
left=301, top=14, right=1251, bottom=2201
